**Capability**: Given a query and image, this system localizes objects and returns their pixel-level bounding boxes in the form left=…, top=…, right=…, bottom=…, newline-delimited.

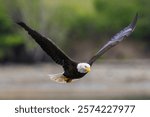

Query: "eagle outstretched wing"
left=17, top=22, right=76, bottom=67
left=88, top=13, right=138, bottom=65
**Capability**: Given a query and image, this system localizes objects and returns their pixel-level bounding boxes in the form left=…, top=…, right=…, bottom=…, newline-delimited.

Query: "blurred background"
left=0, top=0, right=150, bottom=99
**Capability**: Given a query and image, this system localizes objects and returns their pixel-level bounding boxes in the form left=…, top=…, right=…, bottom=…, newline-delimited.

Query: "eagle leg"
left=64, top=77, right=72, bottom=83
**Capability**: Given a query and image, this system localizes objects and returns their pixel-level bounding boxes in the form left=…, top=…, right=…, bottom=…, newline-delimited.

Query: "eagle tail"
left=48, top=73, right=72, bottom=83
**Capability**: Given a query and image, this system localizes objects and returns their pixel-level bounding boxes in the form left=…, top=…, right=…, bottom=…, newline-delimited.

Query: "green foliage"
left=0, top=1, right=12, bottom=33
left=0, top=0, right=150, bottom=62
left=94, top=0, right=139, bottom=27
left=0, top=34, right=24, bottom=46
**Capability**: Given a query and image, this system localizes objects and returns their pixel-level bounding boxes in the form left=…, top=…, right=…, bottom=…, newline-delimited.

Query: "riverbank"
left=0, top=59, right=150, bottom=99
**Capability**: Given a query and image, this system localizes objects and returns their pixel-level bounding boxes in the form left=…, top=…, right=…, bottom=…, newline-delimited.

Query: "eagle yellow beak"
left=85, top=67, right=91, bottom=73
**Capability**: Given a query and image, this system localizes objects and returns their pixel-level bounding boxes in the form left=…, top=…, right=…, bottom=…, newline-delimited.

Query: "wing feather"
left=17, top=22, right=75, bottom=66
left=88, top=13, right=138, bottom=65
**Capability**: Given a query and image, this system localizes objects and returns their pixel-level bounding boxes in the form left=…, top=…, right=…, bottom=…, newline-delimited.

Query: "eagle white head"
left=77, top=63, right=91, bottom=73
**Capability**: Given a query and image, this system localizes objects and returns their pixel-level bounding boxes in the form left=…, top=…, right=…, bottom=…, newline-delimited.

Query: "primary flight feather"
left=17, top=14, right=138, bottom=83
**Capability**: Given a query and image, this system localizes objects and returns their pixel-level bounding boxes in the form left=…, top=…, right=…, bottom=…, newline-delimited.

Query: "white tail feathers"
left=48, top=73, right=72, bottom=83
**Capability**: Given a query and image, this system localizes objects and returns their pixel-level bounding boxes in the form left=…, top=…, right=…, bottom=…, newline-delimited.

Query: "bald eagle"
left=17, top=14, right=138, bottom=83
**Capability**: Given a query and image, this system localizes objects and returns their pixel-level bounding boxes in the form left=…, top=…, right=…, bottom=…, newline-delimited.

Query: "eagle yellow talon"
left=64, top=77, right=72, bottom=83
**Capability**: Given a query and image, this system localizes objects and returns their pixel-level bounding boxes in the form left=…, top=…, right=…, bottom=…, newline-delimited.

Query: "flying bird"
left=17, top=14, right=138, bottom=83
